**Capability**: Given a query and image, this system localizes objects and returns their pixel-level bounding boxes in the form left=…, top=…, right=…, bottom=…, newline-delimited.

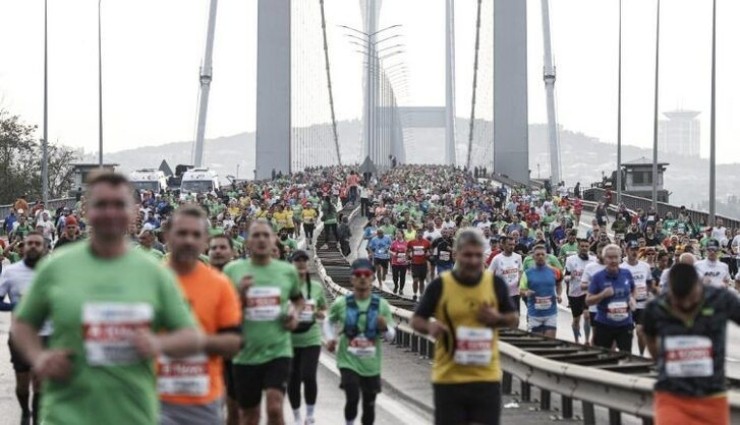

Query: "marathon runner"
left=621, top=240, right=655, bottom=356
left=580, top=242, right=608, bottom=345
left=563, top=239, right=596, bottom=344
left=207, top=234, right=240, bottom=425
left=289, top=250, right=328, bottom=425
left=159, top=205, right=242, bottom=425
left=366, top=228, right=391, bottom=288
left=694, top=239, right=731, bottom=288
left=586, top=244, right=636, bottom=352
left=11, top=172, right=202, bottom=425
left=519, top=245, right=562, bottom=337
left=223, top=220, right=304, bottom=425
left=431, top=228, right=455, bottom=275
left=488, top=236, right=523, bottom=322
left=644, top=263, right=740, bottom=425
left=407, top=231, right=431, bottom=301
left=412, top=228, right=518, bottom=425
left=324, top=258, right=396, bottom=425
left=389, top=231, right=409, bottom=294
left=302, top=202, right=318, bottom=247
left=0, top=232, right=48, bottom=425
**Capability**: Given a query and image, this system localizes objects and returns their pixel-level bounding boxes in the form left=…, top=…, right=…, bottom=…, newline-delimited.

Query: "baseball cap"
left=290, top=249, right=309, bottom=262
left=351, top=258, right=374, bottom=275
left=627, top=240, right=640, bottom=249
left=706, top=239, right=721, bottom=250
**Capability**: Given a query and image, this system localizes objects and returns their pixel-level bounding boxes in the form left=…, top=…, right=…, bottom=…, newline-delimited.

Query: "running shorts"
left=234, top=357, right=292, bottom=409
left=568, top=295, right=587, bottom=318
left=654, top=392, right=728, bottom=425
left=528, top=315, right=558, bottom=333
left=373, top=258, right=389, bottom=269
left=433, top=382, right=501, bottom=425
left=633, top=309, right=645, bottom=325
left=411, top=264, right=428, bottom=280
left=160, top=400, right=222, bottom=425
left=339, top=368, right=381, bottom=395
left=8, top=335, right=30, bottom=373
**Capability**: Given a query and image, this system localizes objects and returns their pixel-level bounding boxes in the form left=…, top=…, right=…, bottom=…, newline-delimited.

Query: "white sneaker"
left=304, top=418, right=316, bottom=425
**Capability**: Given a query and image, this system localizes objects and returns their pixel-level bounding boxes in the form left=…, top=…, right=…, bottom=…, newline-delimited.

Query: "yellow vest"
left=432, top=270, right=502, bottom=384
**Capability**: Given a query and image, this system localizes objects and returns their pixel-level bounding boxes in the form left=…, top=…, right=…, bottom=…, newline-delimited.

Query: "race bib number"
left=665, top=335, right=713, bottom=378
left=534, top=296, right=553, bottom=310
left=454, top=326, right=493, bottom=366
left=82, top=303, right=153, bottom=366
left=396, top=252, right=407, bottom=263
left=413, top=247, right=425, bottom=257
left=635, top=283, right=648, bottom=301
left=439, top=251, right=451, bottom=262
left=245, top=287, right=282, bottom=321
left=348, top=335, right=377, bottom=358
left=158, top=354, right=209, bottom=396
left=606, top=301, right=629, bottom=322
left=298, top=300, right=316, bottom=323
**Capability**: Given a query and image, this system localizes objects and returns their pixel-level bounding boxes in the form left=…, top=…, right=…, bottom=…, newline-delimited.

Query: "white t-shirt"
left=712, top=227, right=728, bottom=243
left=695, top=259, right=731, bottom=288
left=423, top=230, right=442, bottom=242
left=731, top=235, right=740, bottom=255
left=488, top=252, right=523, bottom=297
left=621, top=260, right=653, bottom=308
left=0, top=261, right=52, bottom=335
left=565, top=254, right=596, bottom=297
left=581, top=262, right=606, bottom=313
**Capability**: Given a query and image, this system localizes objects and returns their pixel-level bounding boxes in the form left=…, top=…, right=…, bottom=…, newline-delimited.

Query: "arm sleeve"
left=413, top=277, right=442, bottom=319
left=14, top=264, right=51, bottom=328
left=156, top=269, right=197, bottom=331
left=494, top=276, right=515, bottom=313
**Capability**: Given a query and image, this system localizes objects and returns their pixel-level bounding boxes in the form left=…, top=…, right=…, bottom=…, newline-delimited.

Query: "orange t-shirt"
left=158, top=262, right=242, bottom=405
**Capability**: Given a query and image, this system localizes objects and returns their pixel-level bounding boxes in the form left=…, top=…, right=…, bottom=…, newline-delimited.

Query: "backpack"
left=344, top=294, right=381, bottom=340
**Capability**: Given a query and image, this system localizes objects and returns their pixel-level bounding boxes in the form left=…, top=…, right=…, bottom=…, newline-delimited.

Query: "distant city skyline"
left=0, top=0, right=738, bottom=163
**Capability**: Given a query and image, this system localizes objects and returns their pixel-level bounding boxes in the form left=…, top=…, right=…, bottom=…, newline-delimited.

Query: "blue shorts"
left=436, top=263, right=453, bottom=274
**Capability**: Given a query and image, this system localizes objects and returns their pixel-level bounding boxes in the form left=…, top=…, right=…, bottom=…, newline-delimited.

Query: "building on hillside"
left=658, top=110, right=700, bottom=157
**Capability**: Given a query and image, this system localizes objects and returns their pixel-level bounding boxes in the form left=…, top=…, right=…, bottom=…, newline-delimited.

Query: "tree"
left=0, top=109, right=77, bottom=205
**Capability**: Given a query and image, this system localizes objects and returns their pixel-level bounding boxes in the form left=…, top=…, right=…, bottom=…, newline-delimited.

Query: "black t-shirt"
left=415, top=271, right=514, bottom=319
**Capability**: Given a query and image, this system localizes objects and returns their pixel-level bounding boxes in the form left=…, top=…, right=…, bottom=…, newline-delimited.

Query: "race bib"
left=396, top=252, right=407, bottom=263
left=245, top=287, right=282, bottom=321
left=665, top=335, right=713, bottom=378
left=158, top=354, right=209, bottom=396
left=606, top=301, right=629, bottom=322
left=347, top=335, right=377, bottom=358
left=534, top=296, right=553, bottom=310
left=439, top=251, right=451, bottom=262
left=82, top=303, right=153, bottom=366
left=635, top=283, right=648, bottom=301
left=454, top=326, right=493, bottom=366
left=413, top=247, right=425, bottom=257
left=298, top=300, right=316, bottom=323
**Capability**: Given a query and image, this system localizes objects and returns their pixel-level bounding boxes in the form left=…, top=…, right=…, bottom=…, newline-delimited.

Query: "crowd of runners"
left=0, top=163, right=738, bottom=425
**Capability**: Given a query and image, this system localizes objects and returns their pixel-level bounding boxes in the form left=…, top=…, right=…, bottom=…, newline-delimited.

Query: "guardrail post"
left=419, top=336, right=427, bottom=357
left=561, top=395, right=573, bottom=419
left=582, top=402, right=596, bottom=425
left=520, top=381, right=531, bottom=402
left=608, top=410, right=621, bottom=425
left=502, top=372, right=512, bottom=394
left=411, top=334, right=419, bottom=353
left=641, top=418, right=653, bottom=425
left=540, top=389, right=551, bottom=410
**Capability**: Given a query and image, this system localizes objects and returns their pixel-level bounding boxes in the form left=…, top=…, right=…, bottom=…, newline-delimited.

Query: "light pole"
left=709, top=0, right=717, bottom=225
left=616, top=0, right=623, bottom=205
left=42, top=0, right=49, bottom=203
left=651, top=0, right=661, bottom=210
left=97, top=0, right=104, bottom=168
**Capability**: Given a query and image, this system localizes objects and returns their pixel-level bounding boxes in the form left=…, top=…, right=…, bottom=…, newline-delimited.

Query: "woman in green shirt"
left=288, top=250, right=327, bottom=425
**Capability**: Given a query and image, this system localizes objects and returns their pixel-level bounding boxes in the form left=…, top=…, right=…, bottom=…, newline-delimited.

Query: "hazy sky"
left=0, top=0, right=738, bottom=163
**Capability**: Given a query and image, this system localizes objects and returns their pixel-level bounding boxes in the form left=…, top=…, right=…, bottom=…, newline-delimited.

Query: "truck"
left=129, top=169, right=168, bottom=193
left=180, top=168, right=220, bottom=195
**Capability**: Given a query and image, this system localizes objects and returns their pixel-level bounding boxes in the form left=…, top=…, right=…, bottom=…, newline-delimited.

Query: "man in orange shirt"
left=346, top=170, right=361, bottom=206
left=159, top=205, right=242, bottom=425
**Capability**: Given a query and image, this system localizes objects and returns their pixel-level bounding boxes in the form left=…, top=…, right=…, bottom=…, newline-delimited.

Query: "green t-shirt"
left=328, top=295, right=395, bottom=377
left=280, top=237, right=298, bottom=251
left=135, top=245, right=164, bottom=260
left=292, top=204, right=303, bottom=221
left=15, top=242, right=195, bottom=425
left=291, top=279, right=328, bottom=348
left=223, top=259, right=301, bottom=365
left=523, top=254, right=563, bottom=271
left=558, top=242, right=578, bottom=260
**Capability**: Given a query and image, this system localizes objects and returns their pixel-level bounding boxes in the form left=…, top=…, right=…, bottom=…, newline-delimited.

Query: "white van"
left=129, top=169, right=168, bottom=193
left=180, top=168, right=220, bottom=195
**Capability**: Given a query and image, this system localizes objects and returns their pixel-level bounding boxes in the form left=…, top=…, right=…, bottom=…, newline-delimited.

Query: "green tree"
left=0, top=110, right=77, bottom=204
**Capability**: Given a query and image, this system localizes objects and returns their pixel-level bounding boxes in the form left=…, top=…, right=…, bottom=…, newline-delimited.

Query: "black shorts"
left=568, top=295, right=587, bottom=318
left=589, top=311, right=596, bottom=323
left=411, top=264, right=428, bottom=280
left=223, top=359, right=236, bottom=400
left=339, top=368, right=381, bottom=395
left=633, top=308, right=645, bottom=325
left=8, top=335, right=30, bottom=373
left=234, top=357, right=291, bottom=409
left=510, top=295, right=521, bottom=315
left=373, top=258, right=389, bottom=269
left=433, top=382, right=501, bottom=425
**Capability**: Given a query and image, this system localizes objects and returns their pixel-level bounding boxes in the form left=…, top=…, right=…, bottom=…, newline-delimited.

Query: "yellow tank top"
left=432, top=270, right=502, bottom=384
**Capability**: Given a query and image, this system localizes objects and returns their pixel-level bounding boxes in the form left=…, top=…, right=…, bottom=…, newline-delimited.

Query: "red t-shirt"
left=407, top=239, right=431, bottom=265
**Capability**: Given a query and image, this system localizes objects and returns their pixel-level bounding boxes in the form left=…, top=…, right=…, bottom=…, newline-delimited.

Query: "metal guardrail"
left=312, top=188, right=740, bottom=425
left=0, top=197, right=77, bottom=223
left=583, top=187, right=740, bottom=229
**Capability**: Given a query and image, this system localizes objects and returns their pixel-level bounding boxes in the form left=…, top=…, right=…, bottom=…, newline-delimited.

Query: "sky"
left=0, top=0, right=738, bottom=163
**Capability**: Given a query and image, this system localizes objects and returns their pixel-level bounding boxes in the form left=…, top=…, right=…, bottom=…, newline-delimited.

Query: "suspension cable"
left=466, top=0, right=483, bottom=170
left=319, top=0, right=342, bottom=166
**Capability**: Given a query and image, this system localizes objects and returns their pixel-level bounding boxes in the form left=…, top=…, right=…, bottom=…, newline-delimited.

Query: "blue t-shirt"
left=521, top=265, right=558, bottom=318
left=367, top=236, right=392, bottom=260
left=589, top=268, right=635, bottom=327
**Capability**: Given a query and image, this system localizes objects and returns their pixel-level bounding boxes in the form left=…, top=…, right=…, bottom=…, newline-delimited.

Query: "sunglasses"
left=353, top=270, right=374, bottom=278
